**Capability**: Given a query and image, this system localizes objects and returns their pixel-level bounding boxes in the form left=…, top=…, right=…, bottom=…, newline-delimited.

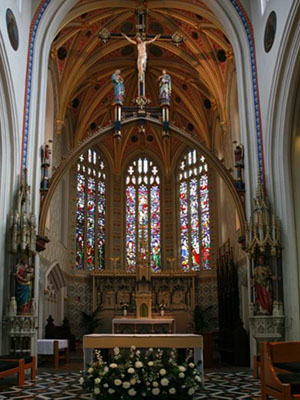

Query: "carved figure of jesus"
left=121, top=32, right=160, bottom=82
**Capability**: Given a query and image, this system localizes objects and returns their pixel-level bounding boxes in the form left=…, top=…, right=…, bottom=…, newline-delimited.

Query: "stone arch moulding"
left=45, top=262, right=66, bottom=293
left=24, top=0, right=260, bottom=214
left=38, top=118, right=246, bottom=237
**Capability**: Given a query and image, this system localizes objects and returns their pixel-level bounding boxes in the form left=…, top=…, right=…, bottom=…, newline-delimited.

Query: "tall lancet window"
left=125, top=156, right=161, bottom=273
left=178, top=150, right=211, bottom=271
left=76, top=149, right=106, bottom=271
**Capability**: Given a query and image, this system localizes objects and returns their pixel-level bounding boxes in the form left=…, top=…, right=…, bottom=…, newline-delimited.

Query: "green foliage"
left=80, top=306, right=102, bottom=334
left=80, top=346, right=202, bottom=399
left=193, top=305, right=213, bottom=332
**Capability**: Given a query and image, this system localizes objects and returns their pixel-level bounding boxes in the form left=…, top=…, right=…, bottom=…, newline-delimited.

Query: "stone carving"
left=10, top=169, right=36, bottom=255
left=93, top=274, right=193, bottom=314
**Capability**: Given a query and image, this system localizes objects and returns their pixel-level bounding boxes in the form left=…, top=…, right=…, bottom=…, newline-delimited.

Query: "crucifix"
left=98, top=5, right=184, bottom=101
left=121, top=31, right=160, bottom=97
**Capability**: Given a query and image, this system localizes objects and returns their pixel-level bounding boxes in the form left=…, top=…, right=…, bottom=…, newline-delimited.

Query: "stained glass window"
left=125, top=157, right=161, bottom=272
left=178, top=150, right=211, bottom=271
left=76, top=149, right=106, bottom=270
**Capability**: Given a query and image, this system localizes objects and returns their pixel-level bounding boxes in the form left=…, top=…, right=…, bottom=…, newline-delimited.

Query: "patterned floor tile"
left=0, top=371, right=261, bottom=399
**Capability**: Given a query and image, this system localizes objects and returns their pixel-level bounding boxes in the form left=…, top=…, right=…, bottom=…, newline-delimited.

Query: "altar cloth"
left=37, top=339, right=68, bottom=355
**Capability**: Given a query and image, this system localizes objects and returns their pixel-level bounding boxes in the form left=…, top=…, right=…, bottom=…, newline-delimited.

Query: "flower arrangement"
left=80, top=346, right=202, bottom=400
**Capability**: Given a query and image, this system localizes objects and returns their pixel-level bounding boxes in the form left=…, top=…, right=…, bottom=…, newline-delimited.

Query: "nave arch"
left=38, top=117, right=246, bottom=238
left=26, top=0, right=259, bottom=220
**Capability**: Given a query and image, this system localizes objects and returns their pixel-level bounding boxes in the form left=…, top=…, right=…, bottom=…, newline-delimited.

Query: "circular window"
left=264, top=11, right=277, bottom=53
left=6, top=9, right=19, bottom=51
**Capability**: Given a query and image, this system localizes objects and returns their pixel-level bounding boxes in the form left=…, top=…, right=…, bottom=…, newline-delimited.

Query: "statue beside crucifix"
left=121, top=32, right=160, bottom=83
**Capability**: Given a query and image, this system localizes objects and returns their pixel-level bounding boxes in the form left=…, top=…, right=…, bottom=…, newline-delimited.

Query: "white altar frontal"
left=83, top=333, right=204, bottom=387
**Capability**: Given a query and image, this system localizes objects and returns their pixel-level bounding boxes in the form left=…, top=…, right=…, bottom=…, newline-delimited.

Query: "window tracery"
left=125, top=156, right=161, bottom=272
left=76, top=149, right=106, bottom=271
left=178, top=150, right=211, bottom=271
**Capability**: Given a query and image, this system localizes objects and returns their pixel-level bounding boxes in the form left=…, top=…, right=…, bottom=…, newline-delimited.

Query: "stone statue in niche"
left=158, top=291, right=170, bottom=309
left=252, top=255, right=273, bottom=315
left=103, top=290, right=115, bottom=308
left=15, top=258, right=34, bottom=314
left=234, top=144, right=244, bottom=168
left=118, top=290, right=130, bottom=307
left=233, top=143, right=245, bottom=191
left=41, top=142, right=52, bottom=190
left=172, top=289, right=186, bottom=309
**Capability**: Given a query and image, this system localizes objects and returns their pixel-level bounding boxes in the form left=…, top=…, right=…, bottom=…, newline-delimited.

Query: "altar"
left=112, top=317, right=175, bottom=333
left=83, top=333, right=204, bottom=387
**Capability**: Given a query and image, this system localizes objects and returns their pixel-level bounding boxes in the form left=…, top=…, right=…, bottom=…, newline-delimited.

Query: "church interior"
left=1, top=0, right=300, bottom=398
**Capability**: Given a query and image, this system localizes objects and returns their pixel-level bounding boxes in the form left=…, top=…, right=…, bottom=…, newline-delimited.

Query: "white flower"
left=152, top=388, right=160, bottom=395
left=114, top=379, right=122, bottom=386
left=128, top=388, right=137, bottom=396
left=148, top=361, right=154, bottom=366
left=179, top=366, right=186, bottom=372
left=152, top=381, right=159, bottom=387
left=109, top=363, right=117, bottom=368
left=146, top=382, right=150, bottom=386
left=104, top=366, right=109, bottom=373
left=159, top=368, right=166, bottom=376
left=195, top=375, right=201, bottom=383
left=142, top=392, right=147, bottom=397
left=103, top=383, right=108, bottom=388
left=122, top=381, right=131, bottom=389
left=137, top=379, right=141, bottom=384
left=169, top=388, right=176, bottom=394
left=108, top=388, right=115, bottom=394
left=131, top=345, right=136, bottom=351
left=188, top=388, right=195, bottom=396
left=135, top=361, right=143, bottom=368
left=188, top=362, right=195, bottom=368
left=113, top=347, right=120, bottom=355
left=128, top=367, right=135, bottom=374
left=130, top=378, right=136, bottom=385
left=179, top=372, right=185, bottom=378
left=79, top=377, right=84, bottom=384
left=88, top=367, right=94, bottom=373
left=161, top=378, right=169, bottom=386
left=94, top=378, right=101, bottom=384
left=94, top=387, right=100, bottom=394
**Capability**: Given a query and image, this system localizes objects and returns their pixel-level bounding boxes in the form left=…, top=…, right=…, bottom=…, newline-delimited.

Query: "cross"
left=98, top=6, right=184, bottom=100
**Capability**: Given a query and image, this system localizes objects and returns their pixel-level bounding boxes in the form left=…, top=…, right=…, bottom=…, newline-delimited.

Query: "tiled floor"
left=0, top=349, right=261, bottom=399
left=0, top=369, right=261, bottom=399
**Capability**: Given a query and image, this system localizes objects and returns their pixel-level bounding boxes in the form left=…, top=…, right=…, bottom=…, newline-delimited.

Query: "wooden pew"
left=260, top=341, right=300, bottom=399
left=253, top=354, right=260, bottom=378
left=0, top=359, right=25, bottom=386
left=0, top=355, right=36, bottom=380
